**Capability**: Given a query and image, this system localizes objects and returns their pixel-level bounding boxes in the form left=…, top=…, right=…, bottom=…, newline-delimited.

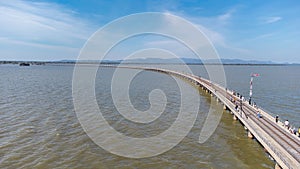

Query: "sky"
left=0, top=0, right=299, bottom=63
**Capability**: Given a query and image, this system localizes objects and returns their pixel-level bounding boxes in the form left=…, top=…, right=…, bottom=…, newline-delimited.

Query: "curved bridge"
left=112, top=66, right=300, bottom=169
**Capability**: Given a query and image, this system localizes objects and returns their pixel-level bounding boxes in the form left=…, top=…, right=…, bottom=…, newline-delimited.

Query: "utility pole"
left=249, top=73, right=259, bottom=105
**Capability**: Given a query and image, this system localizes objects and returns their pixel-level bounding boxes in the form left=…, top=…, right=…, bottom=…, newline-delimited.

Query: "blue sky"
left=0, top=0, right=299, bottom=63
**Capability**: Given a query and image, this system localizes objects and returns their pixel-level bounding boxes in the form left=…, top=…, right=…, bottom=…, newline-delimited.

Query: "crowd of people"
left=231, top=90, right=300, bottom=138
left=281, top=119, right=300, bottom=137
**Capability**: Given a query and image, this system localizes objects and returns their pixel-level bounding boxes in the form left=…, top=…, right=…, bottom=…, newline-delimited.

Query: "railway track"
left=193, top=75, right=300, bottom=166
left=111, top=66, right=300, bottom=168
left=198, top=76, right=300, bottom=163
left=242, top=104, right=300, bottom=162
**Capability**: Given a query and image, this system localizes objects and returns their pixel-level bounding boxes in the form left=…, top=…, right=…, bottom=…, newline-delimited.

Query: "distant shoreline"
left=0, top=60, right=297, bottom=66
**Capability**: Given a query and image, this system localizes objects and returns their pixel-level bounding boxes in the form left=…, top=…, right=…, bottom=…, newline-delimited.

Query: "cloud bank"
left=0, top=0, right=95, bottom=60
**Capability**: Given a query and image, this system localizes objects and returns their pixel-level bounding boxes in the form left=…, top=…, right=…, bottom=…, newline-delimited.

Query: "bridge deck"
left=109, top=65, right=300, bottom=169
left=143, top=67, right=300, bottom=169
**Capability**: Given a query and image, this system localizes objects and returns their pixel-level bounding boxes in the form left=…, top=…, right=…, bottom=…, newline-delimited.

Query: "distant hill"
left=207, top=59, right=276, bottom=65
left=58, top=58, right=278, bottom=65
left=0, top=58, right=284, bottom=65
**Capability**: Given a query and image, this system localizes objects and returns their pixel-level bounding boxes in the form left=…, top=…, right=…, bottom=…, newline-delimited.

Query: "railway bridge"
left=119, top=66, right=300, bottom=169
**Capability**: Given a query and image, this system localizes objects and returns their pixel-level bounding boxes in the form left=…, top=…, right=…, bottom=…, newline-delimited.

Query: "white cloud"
left=217, top=7, right=240, bottom=26
left=251, top=33, right=274, bottom=41
left=160, top=11, right=226, bottom=46
left=0, top=37, right=78, bottom=50
left=218, top=12, right=231, bottom=22
left=143, top=39, right=194, bottom=58
left=160, top=11, right=249, bottom=53
left=217, top=10, right=234, bottom=23
left=0, top=0, right=95, bottom=54
left=195, top=23, right=225, bottom=46
left=137, top=12, right=248, bottom=60
left=0, top=1, right=250, bottom=61
left=264, top=16, right=282, bottom=24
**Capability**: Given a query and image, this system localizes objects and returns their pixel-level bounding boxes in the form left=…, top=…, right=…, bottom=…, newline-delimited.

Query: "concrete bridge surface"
left=105, top=65, right=300, bottom=169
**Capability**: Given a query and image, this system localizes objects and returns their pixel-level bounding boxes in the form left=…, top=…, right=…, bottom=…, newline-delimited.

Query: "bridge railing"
left=127, top=67, right=300, bottom=168
left=173, top=71, right=297, bottom=169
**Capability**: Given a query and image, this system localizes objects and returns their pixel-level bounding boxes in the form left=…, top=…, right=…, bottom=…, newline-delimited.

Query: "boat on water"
left=19, top=63, right=30, bottom=66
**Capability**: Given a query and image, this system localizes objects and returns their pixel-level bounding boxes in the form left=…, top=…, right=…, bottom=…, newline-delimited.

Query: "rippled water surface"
left=1, top=64, right=299, bottom=168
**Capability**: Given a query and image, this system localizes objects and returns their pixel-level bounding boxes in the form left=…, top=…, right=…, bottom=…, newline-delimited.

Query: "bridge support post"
left=233, top=115, right=238, bottom=120
left=223, top=105, right=227, bottom=110
left=275, top=163, right=282, bottom=169
left=247, top=131, right=253, bottom=139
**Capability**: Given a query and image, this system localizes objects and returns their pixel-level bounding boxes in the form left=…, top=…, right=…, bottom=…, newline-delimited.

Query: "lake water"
left=0, top=64, right=299, bottom=168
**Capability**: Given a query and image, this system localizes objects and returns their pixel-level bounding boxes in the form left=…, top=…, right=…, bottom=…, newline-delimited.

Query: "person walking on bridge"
left=284, top=120, right=289, bottom=129
left=257, top=110, right=262, bottom=118
left=275, top=115, right=279, bottom=123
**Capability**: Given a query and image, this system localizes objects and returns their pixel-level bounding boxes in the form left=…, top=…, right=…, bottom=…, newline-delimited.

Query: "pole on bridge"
left=249, top=73, right=259, bottom=105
